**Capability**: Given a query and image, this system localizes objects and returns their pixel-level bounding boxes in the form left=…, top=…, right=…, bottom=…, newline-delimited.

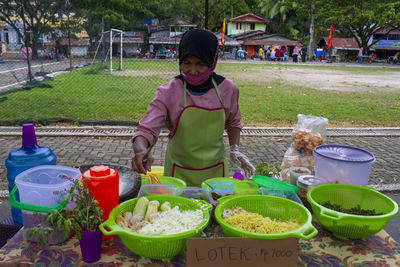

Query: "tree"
left=0, top=0, right=66, bottom=58
left=316, top=0, right=400, bottom=55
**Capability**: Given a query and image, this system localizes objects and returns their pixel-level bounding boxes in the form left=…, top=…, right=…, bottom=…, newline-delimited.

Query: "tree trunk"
left=308, top=0, right=315, bottom=61
left=88, top=11, right=94, bottom=59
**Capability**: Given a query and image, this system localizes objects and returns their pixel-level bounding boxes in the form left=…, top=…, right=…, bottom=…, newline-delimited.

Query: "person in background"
left=270, top=48, right=276, bottom=61
left=275, top=47, right=281, bottom=61
left=358, top=47, right=363, bottom=64
left=131, top=29, right=255, bottom=186
left=258, top=46, right=264, bottom=60
left=301, top=46, right=307, bottom=63
left=293, top=46, right=299, bottom=63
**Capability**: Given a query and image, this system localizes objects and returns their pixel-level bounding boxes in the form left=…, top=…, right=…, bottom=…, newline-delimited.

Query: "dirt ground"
left=115, top=64, right=400, bottom=93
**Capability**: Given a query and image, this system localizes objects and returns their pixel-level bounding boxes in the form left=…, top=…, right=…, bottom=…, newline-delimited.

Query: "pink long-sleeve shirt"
left=132, top=77, right=243, bottom=145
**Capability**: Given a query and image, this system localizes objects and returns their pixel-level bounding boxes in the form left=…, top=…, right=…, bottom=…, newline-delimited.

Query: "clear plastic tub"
left=174, top=187, right=212, bottom=202
left=137, top=184, right=175, bottom=196
left=258, top=187, right=303, bottom=205
left=15, top=165, right=81, bottom=207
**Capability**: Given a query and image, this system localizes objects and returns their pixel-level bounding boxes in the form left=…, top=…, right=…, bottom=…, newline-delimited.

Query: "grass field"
left=0, top=60, right=399, bottom=127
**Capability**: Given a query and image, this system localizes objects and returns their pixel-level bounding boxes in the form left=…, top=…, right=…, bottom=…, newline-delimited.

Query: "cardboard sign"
left=187, top=238, right=298, bottom=267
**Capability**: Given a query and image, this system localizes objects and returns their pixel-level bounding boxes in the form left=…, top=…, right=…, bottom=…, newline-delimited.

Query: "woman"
left=131, top=29, right=255, bottom=186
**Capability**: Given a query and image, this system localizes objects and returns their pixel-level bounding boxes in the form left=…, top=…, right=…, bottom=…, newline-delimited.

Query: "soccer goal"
left=92, top=28, right=123, bottom=72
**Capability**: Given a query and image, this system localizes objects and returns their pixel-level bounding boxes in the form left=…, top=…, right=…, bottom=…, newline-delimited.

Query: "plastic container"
left=201, top=177, right=259, bottom=195
left=137, top=184, right=176, bottom=196
left=289, top=166, right=311, bottom=185
left=214, top=195, right=317, bottom=240
left=15, top=165, right=81, bottom=207
left=307, top=184, right=399, bottom=239
left=99, top=195, right=212, bottom=261
left=10, top=165, right=81, bottom=244
left=258, top=187, right=303, bottom=205
left=208, top=181, right=234, bottom=197
left=174, top=187, right=212, bottom=202
left=296, top=175, right=326, bottom=211
left=313, top=144, right=375, bottom=185
left=82, top=165, right=119, bottom=240
left=5, top=123, right=57, bottom=225
left=141, top=176, right=187, bottom=188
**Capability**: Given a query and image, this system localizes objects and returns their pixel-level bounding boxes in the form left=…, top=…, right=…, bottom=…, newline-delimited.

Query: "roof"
left=149, top=36, right=181, bottom=45
left=322, top=37, right=360, bottom=50
left=215, top=32, right=241, bottom=46
left=169, top=18, right=197, bottom=27
left=229, top=30, right=265, bottom=40
left=371, top=40, right=400, bottom=51
left=243, top=40, right=301, bottom=46
left=230, top=13, right=269, bottom=24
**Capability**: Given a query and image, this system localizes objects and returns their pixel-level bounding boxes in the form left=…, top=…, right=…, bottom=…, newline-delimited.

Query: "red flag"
left=221, top=18, right=226, bottom=45
left=328, top=23, right=333, bottom=49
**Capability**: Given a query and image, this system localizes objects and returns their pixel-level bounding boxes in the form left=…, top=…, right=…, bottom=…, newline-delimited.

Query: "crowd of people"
left=229, top=45, right=310, bottom=63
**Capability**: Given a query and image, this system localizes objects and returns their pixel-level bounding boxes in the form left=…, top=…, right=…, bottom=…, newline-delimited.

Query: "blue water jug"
left=5, top=123, right=57, bottom=225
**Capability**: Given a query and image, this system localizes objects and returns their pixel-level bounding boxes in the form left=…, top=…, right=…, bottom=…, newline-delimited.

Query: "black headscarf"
left=176, top=29, right=225, bottom=93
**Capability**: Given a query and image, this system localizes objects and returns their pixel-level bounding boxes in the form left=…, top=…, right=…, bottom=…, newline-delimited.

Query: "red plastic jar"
left=82, top=165, right=119, bottom=239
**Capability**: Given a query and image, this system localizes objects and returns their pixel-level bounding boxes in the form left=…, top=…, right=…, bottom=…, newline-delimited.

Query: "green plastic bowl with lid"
left=215, top=195, right=317, bottom=240
left=307, top=184, right=399, bottom=239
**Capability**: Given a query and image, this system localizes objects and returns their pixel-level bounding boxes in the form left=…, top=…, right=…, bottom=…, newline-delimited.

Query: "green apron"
left=164, top=79, right=227, bottom=186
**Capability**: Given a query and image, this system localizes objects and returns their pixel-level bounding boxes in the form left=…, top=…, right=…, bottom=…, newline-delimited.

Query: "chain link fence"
left=0, top=26, right=181, bottom=126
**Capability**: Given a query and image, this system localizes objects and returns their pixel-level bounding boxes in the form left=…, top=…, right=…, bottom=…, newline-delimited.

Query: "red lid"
left=82, top=165, right=119, bottom=180
left=89, top=165, right=111, bottom=176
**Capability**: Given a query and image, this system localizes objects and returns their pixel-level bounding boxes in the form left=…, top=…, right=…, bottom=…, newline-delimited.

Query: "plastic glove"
left=229, top=144, right=256, bottom=179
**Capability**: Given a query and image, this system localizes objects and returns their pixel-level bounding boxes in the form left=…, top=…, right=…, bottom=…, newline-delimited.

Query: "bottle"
left=5, top=123, right=57, bottom=225
left=296, top=175, right=325, bottom=211
left=81, top=165, right=119, bottom=240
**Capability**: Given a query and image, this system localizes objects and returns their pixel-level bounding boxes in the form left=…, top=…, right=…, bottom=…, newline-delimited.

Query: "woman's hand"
left=229, top=144, right=256, bottom=179
left=131, top=136, right=154, bottom=174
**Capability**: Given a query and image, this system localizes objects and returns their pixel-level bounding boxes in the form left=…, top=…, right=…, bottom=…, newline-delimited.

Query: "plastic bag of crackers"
left=281, top=114, right=328, bottom=183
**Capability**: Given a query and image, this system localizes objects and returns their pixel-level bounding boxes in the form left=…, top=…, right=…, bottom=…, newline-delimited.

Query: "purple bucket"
left=313, top=144, right=375, bottom=185
left=80, top=229, right=102, bottom=263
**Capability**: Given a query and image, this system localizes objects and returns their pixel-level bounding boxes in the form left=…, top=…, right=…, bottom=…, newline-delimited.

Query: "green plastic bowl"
left=215, top=195, right=317, bottom=240
left=307, top=184, right=399, bottom=239
left=141, top=176, right=187, bottom=188
left=99, top=195, right=211, bottom=261
left=201, top=177, right=259, bottom=195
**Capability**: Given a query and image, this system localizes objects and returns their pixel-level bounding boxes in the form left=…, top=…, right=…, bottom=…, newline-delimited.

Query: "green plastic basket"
left=215, top=195, right=317, bottom=240
left=99, top=195, right=211, bottom=261
left=307, top=184, right=399, bottom=239
left=141, top=176, right=187, bottom=188
left=201, top=177, right=259, bottom=195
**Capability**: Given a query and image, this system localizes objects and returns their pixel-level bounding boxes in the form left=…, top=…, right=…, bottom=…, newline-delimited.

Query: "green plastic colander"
left=99, top=195, right=212, bottom=261
left=307, top=184, right=399, bottom=239
left=215, top=195, right=317, bottom=240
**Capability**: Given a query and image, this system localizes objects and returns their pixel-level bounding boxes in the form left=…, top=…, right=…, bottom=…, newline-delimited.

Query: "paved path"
left=1, top=133, right=399, bottom=192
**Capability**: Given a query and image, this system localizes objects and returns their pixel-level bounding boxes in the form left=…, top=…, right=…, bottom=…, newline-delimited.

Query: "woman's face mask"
left=180, top=55, right=212, bottom=85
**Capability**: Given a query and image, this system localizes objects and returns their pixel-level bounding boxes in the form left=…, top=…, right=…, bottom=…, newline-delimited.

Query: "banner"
left=328, top=24, right=333, bottom=49
left=221, top=18, right=226, bottom=45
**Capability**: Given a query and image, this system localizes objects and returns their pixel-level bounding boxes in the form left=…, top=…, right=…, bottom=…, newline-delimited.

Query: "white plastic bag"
left=281, top=114, right=328, bottom=183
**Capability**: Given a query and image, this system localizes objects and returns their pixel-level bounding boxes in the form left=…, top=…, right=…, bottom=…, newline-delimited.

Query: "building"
left=370, top=29, right=400, bottom=59
left=227, top=13, right=269, bottom=35
left=318, top=37, right=360, bottom=61
left=231, top=31, right=302, bottom=58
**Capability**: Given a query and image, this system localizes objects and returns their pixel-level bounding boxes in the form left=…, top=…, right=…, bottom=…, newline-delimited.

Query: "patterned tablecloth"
left=1, top=221, right=400, bottom=267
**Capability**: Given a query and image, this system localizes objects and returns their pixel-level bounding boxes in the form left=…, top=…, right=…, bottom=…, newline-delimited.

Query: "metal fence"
left=0, top=32, right=180, bottom=126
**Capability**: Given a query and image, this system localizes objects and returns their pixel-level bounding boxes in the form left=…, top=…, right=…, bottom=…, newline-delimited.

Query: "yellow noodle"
left=224, top=207, right=300, bottom=234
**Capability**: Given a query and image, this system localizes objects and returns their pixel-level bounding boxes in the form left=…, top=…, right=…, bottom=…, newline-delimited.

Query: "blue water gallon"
left=5, top=123, right=57, bottom=225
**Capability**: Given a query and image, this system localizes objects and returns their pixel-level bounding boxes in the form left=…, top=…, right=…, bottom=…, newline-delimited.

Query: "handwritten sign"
left=187, top=238, right=298, bottom=267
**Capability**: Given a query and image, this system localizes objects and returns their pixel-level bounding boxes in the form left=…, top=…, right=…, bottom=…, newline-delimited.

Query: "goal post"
left=92, top=28, right=123, bottom=72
